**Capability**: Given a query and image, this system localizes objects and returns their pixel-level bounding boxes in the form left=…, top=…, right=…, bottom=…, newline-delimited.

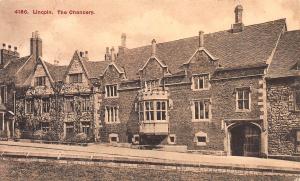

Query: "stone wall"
left=267, top=78, right=300, bottom=155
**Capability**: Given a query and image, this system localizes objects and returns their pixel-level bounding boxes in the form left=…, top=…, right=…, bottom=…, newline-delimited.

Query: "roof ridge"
left=126, top=18, right=286, bottom=51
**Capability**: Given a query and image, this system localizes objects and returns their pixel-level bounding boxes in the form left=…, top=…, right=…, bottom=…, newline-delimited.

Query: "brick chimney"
left=30, top=31, right=42, bottom=59
left=151, top=39, right=156, bottom=57
left=199, top=31, right=204, bottom=48
left=105, top=47, right=110, bottom=61
left=231, top=5, right=244, bottom=33
left=110, top=47, right=115, bottom=61
left=118, top=33, right=127, bottom=56
left=0, top=43, right=20, bottom=68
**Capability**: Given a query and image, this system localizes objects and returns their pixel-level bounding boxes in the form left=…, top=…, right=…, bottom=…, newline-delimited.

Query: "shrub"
left=44, top=131, right=59, bottom=141
left=33, top=130, right=46, bottom=140
left=0, top=130, right=7, bottom=138
left=74, top=133, right=87, bottom=143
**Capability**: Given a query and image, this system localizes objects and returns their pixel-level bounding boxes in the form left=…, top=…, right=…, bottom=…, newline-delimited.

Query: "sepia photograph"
left=0, top=0, right=300, bottom=180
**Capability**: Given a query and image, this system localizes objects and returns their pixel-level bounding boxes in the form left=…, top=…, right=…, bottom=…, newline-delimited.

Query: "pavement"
left=1, top=141, right=300, bottom=172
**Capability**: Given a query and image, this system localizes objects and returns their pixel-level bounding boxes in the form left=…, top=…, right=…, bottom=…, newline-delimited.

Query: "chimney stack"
left=231, top=5, right=244, bottom=33
left=30, top=31, right=42, bottom=59
left=8, top=45, right=11, bottom=51
left=105, top=47, right=110, bottom=61
left=2, top=43, right=6, bottom=49
left=199, top=31, right=204, bottom=48
left=121, top=33, right=126, bottom=48
left=85, top=51, right=88, bottom=59
left=110, top=47, right=115, bottom=61
left=79, top=51, right=84, bottom=58
left=151, top=39, right=156, bottom=57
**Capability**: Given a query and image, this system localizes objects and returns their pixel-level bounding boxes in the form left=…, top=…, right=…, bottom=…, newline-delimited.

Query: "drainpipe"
left=13, top=90, right=16, bottom=137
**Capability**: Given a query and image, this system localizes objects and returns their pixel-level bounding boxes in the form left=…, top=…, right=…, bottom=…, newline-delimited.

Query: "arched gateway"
left=229, top=123, right=261, bottom=157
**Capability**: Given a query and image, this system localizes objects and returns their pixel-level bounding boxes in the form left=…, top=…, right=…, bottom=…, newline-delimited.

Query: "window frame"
left=25, top=99, right=34, bottom=114
left=105, top=84, right=118, bottom=98
left=0, top=85, right=7, bottom=104
left=69, top=73, right=83, bottom=83
left=194, top=132, right=208, bottom=146
left=40, top=122, right=50, bottom=132
left=192, top=99, right=211, bottom=122
left=168, top=134, right=176, bottom=145
left=191, top=74, right=210, bottom=91
left=105, top=106, right=119, bottom=124
left=81, top=96, right=91, bottom=112
left=235, top=87, right=251, bottom=112
left=42, top=98, right=50, bottom=113
left=35, top=76, right=46, bottom=86
left=81, top=122, right=90, bottom=135
left=138, top=100, right=168, bottom=122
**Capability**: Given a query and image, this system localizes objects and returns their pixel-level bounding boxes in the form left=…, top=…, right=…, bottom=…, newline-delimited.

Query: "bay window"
left=139, top=100, right=168, bottom=121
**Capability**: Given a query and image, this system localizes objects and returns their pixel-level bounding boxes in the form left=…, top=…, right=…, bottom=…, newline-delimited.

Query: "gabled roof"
left=267, top=30, right=300, bottom=79
left=82, top=60, right=110, bottom=78
left=44, top=61, right=68, bottom=81
left=117, top=19, right=286, bottom=79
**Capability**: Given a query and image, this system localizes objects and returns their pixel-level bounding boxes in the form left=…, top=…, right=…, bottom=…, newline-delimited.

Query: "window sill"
left=104, top=96, right=119, bottom=99
left=140, top=120, right=168, bottom=123
left=196, top=142, right=207, bottom=146
left=105, top=121, right=121, bottom=124
left=191, top=88, right=210, bottom=91
left=235, top=109, right=251, bottom=113
left=192, top=119, right=211, bottom=122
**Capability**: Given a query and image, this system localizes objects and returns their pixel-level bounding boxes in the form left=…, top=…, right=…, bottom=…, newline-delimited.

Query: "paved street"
left=1, top=141, right=300, bottom=171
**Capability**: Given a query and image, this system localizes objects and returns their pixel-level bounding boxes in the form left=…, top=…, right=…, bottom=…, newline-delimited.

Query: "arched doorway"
left=230, top=123, right=261, bottom=157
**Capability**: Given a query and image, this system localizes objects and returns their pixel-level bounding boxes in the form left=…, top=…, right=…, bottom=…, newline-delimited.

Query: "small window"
left=42, top=98, right=50, bottom=113
left=0, top=86, right=7, bottom=104
left=168, top=134, right=176, bottom=144
left=236, top=88, right=250, bottom=111
left=35, top=76, right=46, bottom=86
left=25, top=99, right=34, bottom=114
left=132, top=134, right=139, bottom=144
left=40, top=122, right=50, bottom=132
left=81, top=122, right=90, bottom=135
left=192, top=74, right=209, bottom=90
left=109, top=133, right=119, bottom=143
left=105, top=84, right=118, bottom=97
left=65, top=97, right=74, bottom=113
left=105, top=106, right=119, bottom=123
left=194, top=131, right=208, bottom=146
left=193, top=100, right=210, bottom=121
left=69, top=73, right=82, bottom=83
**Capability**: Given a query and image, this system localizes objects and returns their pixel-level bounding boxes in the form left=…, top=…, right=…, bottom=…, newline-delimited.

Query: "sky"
left=0, top=0, right=299, bottom=65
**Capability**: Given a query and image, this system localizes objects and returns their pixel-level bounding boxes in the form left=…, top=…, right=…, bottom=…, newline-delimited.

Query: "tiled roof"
left=267, top=30, right=300, bottom=79
left=82, top=60, right=110, bottom=78
left=0, top=55, right=31, bottom=83
left=44, top=61, right=68, bottom=81
left=118, top=19, right=286, bottom=79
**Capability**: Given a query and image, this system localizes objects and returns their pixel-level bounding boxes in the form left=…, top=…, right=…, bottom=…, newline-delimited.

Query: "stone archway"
left=229, top=123, right=261, bottom=157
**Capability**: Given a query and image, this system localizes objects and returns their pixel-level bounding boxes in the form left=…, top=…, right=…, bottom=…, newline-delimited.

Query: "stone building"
left=0, top=5, right=298, bottom=158
left=266, top=30, right=300, bottom=158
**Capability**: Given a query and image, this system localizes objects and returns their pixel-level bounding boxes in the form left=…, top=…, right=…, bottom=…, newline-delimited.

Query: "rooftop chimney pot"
left=14, top=46, right=17, bottom=51
left=151, top=39, right=156, bottom=57
left=2, top=43, right=6, bottom=49
left=8, top=45, right=11, bottom=50
left=199, top=31, right=204, bottom=48
left=234, top=5, right=243, bottom=24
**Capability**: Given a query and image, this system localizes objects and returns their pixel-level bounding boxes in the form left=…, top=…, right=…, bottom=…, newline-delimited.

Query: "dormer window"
left=69, top=73, right=82, bottom=83
left=35, top=76, right=46, bottom=86
left=192, top=74, right=209, bottom=90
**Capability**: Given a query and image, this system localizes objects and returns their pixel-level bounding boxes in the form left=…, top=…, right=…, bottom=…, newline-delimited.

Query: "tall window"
left=105, top=84, right=118, bottom=97
left=35, top=76, right=46, bottom=86
left=193, top=100, right=210, bottom=121
left=69, top=73, right=82, bottom=83
left=193, top=74, right=209, bottom=90
left=139, top=100, right=168, bottom=121
left=65, top=122, right=74, bottom=138
left=81, top=122, right=90, bottom=135
left=42, top=98, right=50, bottom=113
left=297, top=131, right=300, bottom=152
left=105, top=106, right=119, bottom=123
left=81, top=96, right=91, bottom=112
left=25, top=99, right=34, bottom=114
left=65, top=97, right=74, bottom=112
left=0, top=86, right=7, bottom=104
left=236, top=88, right=250, bottom=111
